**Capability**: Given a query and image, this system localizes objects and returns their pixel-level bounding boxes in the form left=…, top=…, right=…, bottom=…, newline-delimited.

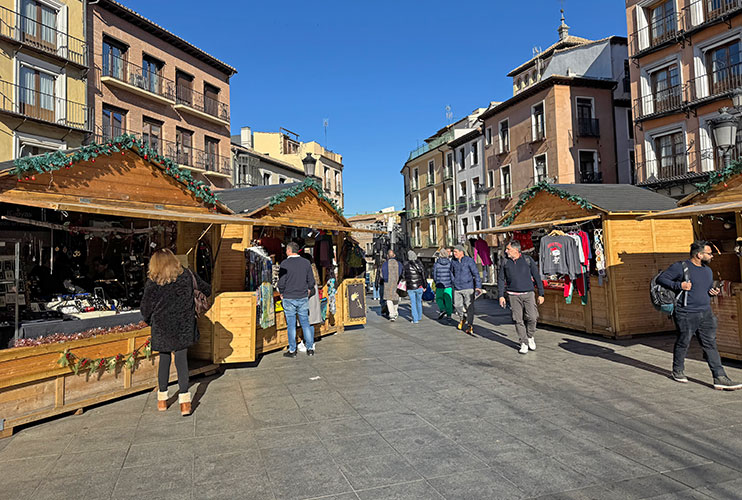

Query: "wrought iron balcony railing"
left=633, top=84, right=684, bottom=119
left=0, top=79, right=90, bottom=131
left=580, top=171, right=603, bottom=184
left=100, top=54, right=176, bottom=102
left=682, top=0, right=742, bottom=30
left=0, top=5, right=87, bottom=67
left=175, top=85, right=230, bottom=123
left=576, top=118, right=600, bottom=137
left=629, top=10, right=679, bottom=56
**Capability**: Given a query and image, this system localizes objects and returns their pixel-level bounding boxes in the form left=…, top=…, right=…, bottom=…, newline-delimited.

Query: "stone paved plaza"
left=2, top=298, right=742, bottom=500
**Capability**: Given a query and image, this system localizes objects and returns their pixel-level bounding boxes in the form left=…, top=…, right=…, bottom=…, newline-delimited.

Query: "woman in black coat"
left=140, top=249, right=211, bottom=416
left=404, top=250, right=427, bottom=324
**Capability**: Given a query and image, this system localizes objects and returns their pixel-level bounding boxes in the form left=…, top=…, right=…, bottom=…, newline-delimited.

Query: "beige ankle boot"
left=157, top=391, right=169, bottom=412
left=178, top=392, right=191, bottom=416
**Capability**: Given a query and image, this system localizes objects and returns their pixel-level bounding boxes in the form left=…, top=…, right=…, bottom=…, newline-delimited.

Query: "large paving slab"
left=2, top=297, right=741, bottom=499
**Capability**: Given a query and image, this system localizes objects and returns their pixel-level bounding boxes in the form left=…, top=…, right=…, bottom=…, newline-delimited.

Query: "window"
left=204, top=83, right=220, bottom=117
left=324, top=167, right=331, bottom=190
left=500, top=165, right=512, bottom=198
left=428, top=191, right=435, bottom=213
left=472, top=178, right=480, bottom=200
left=706, top=40, right=742, bottom=95
left=623, top=59, right=631, bottom=93
left=414, top=223, right=421, bottom=246
left=263, top=172, right=271, bottom=185
left=446, top=185, right=454, bottom=207
left=576, top=98, right=597, bottom=137
left=204, top=137, right=219, bottom=171
left=489, top=214, right=497, bottom=228
left=578, top=151, right=599, bottom=183
left=19, top=65, right=55, bottom=122
left=458, top=148, right=465, bottom=169
left=531, top=103, right=545, bottom=141
left=474, top=216, right=481, bottom=232
left=488, top=170, right=495, bottom=188
left=279, top=177, right=286, bottom=184
left=142, top=118, right=162, bottom=155
left=650, top=64, right=681, bottom=113
left=428, top=159, right=435, bottom=184
left=485, top=127, right=492, bottom=146
left=21, top=0, right=57, bottom=50
left=430, top=220, right=437, bottom=244
left=627, top=109, right=634, bottom=140
left=335, top=172, right=341, bottom=192
left=499, top=119, right=510, bottom=153
left=446, top=152, right=453, bottom=169
left=176, top=70, right=193, bottom=105
left=534, top=154, right=547, bottom=183
left=447, top=219, right=454, bottom=244
left=412, top=168, right=418, bottom=189
left=176, top=128, right=193, bottom=166
left=462, top=218, right=469, bottom=236
left=459, top=181, right=467, bottom=199
left=471, top=142, right=478, bottom=165
left=142, top=55, right=162, bottom=94
left=102, top=38, right=127, bottom=80
left=653, top=131, right=686, bottom=179
left=102, top=105, right=125, bottom=139
left=648, top=0, right=676, bottom=46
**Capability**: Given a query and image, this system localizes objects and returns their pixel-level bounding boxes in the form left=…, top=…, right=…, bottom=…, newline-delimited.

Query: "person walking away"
left=278, top=242, right=316, bottom=357
left=433, top=248, right=454, bottom=321
left=370, top=266, right=380, bottom=300
left=451, top=245, right=482, bottom=334
left=657, top=241, right=742, bottom=390
left=404, top=250, right=427, bottom=323
left=381, top=250, right=403, bottom=321
left=498, top=240, right=545, bottom=354
left=141, top=249, right=211, bottom=416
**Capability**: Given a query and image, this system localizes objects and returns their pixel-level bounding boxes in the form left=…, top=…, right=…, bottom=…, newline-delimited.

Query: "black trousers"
left=673, top=308, right=725, bottom=378
left=158, top=348, right=189, bottom=394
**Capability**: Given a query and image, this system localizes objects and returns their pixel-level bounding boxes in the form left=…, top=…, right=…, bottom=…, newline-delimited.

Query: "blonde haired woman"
left=141, top=249, right=211, bottom=415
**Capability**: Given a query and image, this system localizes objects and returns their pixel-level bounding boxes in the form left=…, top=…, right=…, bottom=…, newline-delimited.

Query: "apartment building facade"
left=628, top=0, right=742, bottom=198
left=0, top=0, right=89, bottom=159
left=231, top=127, right=305, bottom=187
left=448, top=125, right=488, bottom=239
left=252, top=129, right=344, bottom=209
left=87, top=0, right=236, bottom=188
left=482, top=26, right=631, bottom=224
left=401, top=110, right=484, bottom=259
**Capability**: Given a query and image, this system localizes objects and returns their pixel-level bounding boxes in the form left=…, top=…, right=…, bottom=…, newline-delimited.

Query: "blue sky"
left=122, top=0, right=629, bottom=216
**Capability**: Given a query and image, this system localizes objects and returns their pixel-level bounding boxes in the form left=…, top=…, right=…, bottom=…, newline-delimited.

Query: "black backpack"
left=650, top=261, right=689, bottom=315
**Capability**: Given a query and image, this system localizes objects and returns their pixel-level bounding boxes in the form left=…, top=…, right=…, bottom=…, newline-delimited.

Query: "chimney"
left=240, top=127, right=253, bottom=148
left=558, top=9, right=569, bottom=41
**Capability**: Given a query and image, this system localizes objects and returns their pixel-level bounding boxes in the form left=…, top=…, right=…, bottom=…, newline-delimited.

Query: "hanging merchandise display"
left=327, top=278, right=337, bottom=314
left=257, top=282, right=275, bottom=329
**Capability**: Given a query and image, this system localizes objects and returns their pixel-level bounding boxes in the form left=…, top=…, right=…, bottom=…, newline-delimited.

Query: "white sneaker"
left=528, top=337, right=536, bottom=351
left=519, top=343, right=529, bottom=354
left=297, top=341, right=307, bottom=352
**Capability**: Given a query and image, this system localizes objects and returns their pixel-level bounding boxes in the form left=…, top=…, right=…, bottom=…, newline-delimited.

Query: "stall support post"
left=13, top=241, right=20, bottom=342
left=736, top=212, right=742, bottom=283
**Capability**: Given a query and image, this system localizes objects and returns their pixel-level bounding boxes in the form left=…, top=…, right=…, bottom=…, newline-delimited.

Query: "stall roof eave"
left=467, top=215, right=602, bottom=235
left=636, top=201, right=742, bottom=220
left=3, top=198, right=261, bottom=225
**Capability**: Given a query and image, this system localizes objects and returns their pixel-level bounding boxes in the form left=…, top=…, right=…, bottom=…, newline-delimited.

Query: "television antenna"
left=323, top=118, right=329, bottom=147
left=445, top=105, right=453, bottom=123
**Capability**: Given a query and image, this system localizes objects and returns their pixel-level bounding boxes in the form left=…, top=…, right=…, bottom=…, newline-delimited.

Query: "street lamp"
left=710, top=107, right=739, bottom=169
left=302, top=152, right=318, bottom=179
left=475, top=185, right=492, bottom=230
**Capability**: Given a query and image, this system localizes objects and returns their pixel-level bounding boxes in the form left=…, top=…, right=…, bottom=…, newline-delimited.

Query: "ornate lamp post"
left=302, top=152, right=318, bottom=179
left=710, top=107, right=739, bottom=169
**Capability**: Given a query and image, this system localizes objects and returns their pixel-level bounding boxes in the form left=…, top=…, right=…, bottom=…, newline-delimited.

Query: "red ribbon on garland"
left=57, top=338, right=152, bottom=375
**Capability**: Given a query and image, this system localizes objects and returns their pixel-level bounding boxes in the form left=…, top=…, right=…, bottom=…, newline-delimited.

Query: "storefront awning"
left=637, top=201, right=742, bottom=220
left=466, top=215, right=601, bottom=235
left=3, top=198, right=261, bottom=225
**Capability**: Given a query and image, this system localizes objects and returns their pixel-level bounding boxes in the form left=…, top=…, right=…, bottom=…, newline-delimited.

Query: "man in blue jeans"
left=278, top=241, right=316, bottom=357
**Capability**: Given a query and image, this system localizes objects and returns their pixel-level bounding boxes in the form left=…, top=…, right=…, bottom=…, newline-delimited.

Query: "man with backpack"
left=498, top=240, right=545, bottom=354
left=657, top=240, right=742, bottom=390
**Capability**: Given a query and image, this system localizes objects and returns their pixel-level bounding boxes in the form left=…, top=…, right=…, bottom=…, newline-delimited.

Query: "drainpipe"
left=610, top=82, right=620, bottom=184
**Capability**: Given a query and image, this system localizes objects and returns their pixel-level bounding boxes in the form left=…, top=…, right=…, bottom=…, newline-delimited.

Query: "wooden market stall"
left=195, top=181, right=372, bottom=364
left=638, top=172, right=742, bottom=360
left=470, top=183, right=693, bottom=338
left=0, top=136, right=261, bottom=437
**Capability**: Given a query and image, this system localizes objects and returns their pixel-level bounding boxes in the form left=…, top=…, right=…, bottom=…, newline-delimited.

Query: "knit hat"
left=453, top=245, right=465, bottom=253
left=407, top=250, right=417, bottom=261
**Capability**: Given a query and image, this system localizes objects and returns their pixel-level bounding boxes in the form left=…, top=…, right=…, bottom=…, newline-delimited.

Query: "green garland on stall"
left=57, top=338, right=152, bottom=376
left=11, top=134, right=219, bottom=208
left=267, top=177, right=343, bottom=215
left=501, top=181, right=593, bottom=227
left=694, top=158, right=742, bottom=194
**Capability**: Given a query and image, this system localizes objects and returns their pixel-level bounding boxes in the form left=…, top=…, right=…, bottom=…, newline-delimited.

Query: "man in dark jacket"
left=451, top=245, right=482, bottom=334
left=433, top=249, right=454, bottom=321
left=657, top=240, right=741, bottom=390
left=278, top=242, right=316, bottom=357
left=498, top=240, right=545, bottom=354
left=381, top=250, right=404, bottom=321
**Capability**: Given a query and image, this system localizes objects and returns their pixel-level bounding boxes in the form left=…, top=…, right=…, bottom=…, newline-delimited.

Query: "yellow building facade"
left=0, top=0, right=89, bottom=159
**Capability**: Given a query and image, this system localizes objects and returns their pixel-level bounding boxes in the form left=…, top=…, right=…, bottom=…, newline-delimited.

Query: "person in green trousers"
left=432, top=248, right=454, bottom=321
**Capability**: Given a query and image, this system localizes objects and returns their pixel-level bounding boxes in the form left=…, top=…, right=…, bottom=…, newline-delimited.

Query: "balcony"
left=683, top=0, right=742, bottom=30
left=457, top=196, right=467, bottom=214
left=629, top=10, right=679, bottom=56
left=408, top=129, right=455, bottom=162
left=426, top=177, right=435, bottom=187
left=0, top=79, right=90, bottom=131
left=576, top=118, right=600, bottom=137
left=174, top=85, right=230, bottom=127
left=468, top=196, right=479, bottom=209
left=99, top=55, right=176, bottom=105
left=408, top=209, right=420, bottom=219
left=422, top=204, right=437, bottom=216
left=443, top=168, right=453, bottom=181
left=633, top=84, right=684, bottom=120
left=531, top=128, right=546, bottom=142
left=686, top=61, right=742, bottom=105
left=441, top=204, right=455, bottom=215
left=427, top=236, right=438, bottom=247
left=410, top=181, right=419, bottom=192
left=635, top=155, right=689, bottom=184
left=579, top=171, right=603, bottom=184
left=497, top=144, right=510, bottom=155
left=636, top=146, right=741, bottom=185
left=446, top=236, right=457, bottom=247
left=0, top=6, right=87, bottom=67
